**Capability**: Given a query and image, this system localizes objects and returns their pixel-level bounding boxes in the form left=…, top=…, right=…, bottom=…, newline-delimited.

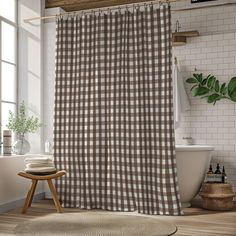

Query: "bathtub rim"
left=175, top=145, right=214, bottom=152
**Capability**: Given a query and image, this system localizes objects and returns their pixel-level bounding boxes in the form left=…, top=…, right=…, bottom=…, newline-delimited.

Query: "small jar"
left=182, top=137, right=193, bottom=145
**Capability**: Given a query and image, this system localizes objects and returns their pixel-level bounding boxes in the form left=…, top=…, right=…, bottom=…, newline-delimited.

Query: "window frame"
left=0, top=1, right=18, bottom=143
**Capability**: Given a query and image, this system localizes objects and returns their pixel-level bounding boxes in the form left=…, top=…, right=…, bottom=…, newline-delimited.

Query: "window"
left=0, top=0, right=17, bottom=135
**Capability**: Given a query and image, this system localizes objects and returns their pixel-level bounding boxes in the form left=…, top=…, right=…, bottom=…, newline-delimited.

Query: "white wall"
left=43, top=8, right=64, bottom=146
left=0, top=0, right=45, bottom=212
left=43, top=1, right=236, bottom=194
left=43, top=8, right=65, bottom=198
left=172, top=0, right=236, bottom=193
left=18, top=0, right=44, bottom=153
left=0, top=155, right=44, bottom=212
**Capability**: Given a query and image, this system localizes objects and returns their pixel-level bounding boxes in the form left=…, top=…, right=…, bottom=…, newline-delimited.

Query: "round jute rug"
left=15, top=212, right=177, bottom=236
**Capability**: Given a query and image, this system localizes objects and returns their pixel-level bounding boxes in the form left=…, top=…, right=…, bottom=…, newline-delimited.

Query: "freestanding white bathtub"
left=176, top=145, right=214, bottom=207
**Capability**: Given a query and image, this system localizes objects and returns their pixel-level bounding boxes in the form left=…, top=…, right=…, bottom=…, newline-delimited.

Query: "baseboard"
left=0, top=192, right=45, bottom=213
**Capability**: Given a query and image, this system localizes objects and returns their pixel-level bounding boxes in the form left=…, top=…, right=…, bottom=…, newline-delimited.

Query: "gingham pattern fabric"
left=54, top=4, right=182, bottom=215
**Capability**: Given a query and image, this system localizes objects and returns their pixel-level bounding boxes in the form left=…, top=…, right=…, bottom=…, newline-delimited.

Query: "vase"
left=12, top=135, right=30, bottom=155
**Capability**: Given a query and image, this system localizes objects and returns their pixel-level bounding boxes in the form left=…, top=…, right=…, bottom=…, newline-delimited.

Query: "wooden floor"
left=0, top=199, right=236, bottom=236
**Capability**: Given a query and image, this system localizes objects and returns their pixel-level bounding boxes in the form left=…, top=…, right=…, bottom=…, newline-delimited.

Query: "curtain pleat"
left=54, top=4, right=182, bottom=215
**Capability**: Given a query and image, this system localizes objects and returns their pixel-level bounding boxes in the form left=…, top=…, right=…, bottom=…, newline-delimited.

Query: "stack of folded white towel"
left=25, top=156, right=57, bottom=175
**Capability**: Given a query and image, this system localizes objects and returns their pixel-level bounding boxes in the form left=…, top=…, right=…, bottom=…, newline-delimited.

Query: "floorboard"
left=0, top=199, right=235, bottom=235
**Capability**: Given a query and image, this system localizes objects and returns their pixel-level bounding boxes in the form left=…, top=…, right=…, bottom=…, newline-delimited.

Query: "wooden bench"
left=18, top=170, right=66, bottom=214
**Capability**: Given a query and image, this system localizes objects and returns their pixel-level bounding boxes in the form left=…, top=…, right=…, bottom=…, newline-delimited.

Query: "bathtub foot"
left=181, top=202, right=191, bottom=208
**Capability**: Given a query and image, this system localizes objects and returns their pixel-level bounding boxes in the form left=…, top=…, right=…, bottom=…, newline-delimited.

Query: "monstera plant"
left=186, top=73, right=236, bottom=105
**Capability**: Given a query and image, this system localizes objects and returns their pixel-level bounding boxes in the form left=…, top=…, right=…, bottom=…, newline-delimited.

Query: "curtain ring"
left=133, top=4, right=135, bottom=13
left=55, top=14, right=60, bottom=22
left=59, top=14, right=63, bottom=20
left=105, top=8, right=109, bottom=15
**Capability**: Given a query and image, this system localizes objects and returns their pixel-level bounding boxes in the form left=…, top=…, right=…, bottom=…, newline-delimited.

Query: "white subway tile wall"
left=43, top=21, right=56, bottom=143
left=172, top=1, right=236, bottom=193
left=43, top=1, right=236, bottom=195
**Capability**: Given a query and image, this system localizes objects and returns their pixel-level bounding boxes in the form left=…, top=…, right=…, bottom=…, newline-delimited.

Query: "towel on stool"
left=26, top=163, right=55, bottom=168
left=25, top=157, right=53, bottom=164
left=25, top=166, right=57, bottom=174
left=24, top=156, right=56, bottom=175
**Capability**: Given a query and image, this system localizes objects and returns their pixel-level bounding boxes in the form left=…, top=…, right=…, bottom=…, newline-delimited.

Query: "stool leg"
left=22, top=180, right=38, bottom=214
left=47, top=179, right=63, bottom=213
left=28, top=180, right=38, bottom=207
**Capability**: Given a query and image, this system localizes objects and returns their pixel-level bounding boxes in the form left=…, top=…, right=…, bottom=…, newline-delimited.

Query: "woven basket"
left=199, top=183, right=236, bottom=211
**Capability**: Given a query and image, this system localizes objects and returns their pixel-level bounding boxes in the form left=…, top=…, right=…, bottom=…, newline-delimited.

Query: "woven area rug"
left=15, top=212, right=177, bottom=236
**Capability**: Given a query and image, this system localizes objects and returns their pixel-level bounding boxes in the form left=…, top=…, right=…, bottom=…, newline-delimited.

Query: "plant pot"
left=12, top=135, right=30, bottom=155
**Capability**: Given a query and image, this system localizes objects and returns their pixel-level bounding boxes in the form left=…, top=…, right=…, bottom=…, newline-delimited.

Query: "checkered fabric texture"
left=54, top=4, right=182, bottom=215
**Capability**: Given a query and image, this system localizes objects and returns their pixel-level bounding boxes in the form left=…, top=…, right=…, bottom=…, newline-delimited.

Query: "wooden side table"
left=18, top=170, right=66, bottom=214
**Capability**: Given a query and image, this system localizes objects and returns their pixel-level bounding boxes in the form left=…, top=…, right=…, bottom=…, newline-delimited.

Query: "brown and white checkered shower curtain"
left=54, top=4, right=182, bottom=215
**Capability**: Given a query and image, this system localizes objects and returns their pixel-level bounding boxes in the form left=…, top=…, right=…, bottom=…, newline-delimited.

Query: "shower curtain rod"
left=23, top=0, right=181, bottom=22
left=24, top=0, right=236, bottom=22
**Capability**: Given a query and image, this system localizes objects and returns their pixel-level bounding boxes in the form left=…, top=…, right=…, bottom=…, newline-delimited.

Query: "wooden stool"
left=18, top=170, right=66, bottom=214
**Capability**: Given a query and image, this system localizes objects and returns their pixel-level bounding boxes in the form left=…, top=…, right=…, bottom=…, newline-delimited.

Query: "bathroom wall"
left=172, top=0, right=236, bottom=193
left=43, top=7, right=64, bottom=145
left=43, top=7, right=65, bottom=198
left=0, top=155, right=44, bottom=212
left=18, top=0, right=44, bottom=153
left=0, top=1, right=45, bottom=212
left=42, top=1, right=236, bottom=193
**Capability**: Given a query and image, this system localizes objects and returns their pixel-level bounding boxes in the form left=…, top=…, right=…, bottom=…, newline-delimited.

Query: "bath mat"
left=15, top=212, right=177, bottom=236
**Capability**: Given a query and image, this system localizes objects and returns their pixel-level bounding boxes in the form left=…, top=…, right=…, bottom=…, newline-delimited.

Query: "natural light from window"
left=0, top=0, right=17, bottom=134
left=0, top=0, right=16, bottom=23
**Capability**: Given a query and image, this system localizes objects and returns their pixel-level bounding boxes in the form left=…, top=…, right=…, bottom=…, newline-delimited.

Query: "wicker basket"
left=199, top=183, right=236, bottom=211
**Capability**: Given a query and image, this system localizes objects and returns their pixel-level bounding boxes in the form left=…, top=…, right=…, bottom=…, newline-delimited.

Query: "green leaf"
left=215, top=80, right=220, bottom=92
left=228, top=77, right=236, bottom=102
left=193, top=73, right=203, bottom=83
left=186, top=78, right=198, bottom=84
left=207, top=76, right=216, bottom=88
left=207, top=94, right=221, bottom=103
left=190, top=85, right=198, bottom=91
left=220, top=83, right=226, bottom=94
left=229, top=90, right=236, bottom=102
left=192, top=86, right=210, bottom=96
left=201, top=78, right=208, bottom=86
left=223, top=87, right=227, bottom=95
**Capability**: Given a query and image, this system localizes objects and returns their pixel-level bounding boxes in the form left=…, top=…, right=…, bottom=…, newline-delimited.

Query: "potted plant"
left=186, top=74, right=236, bottom=105
left=7, top=101, right=42, bottom=155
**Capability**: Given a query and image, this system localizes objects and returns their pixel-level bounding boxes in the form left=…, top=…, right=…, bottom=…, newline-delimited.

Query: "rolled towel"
left=25, top=157, right=54, bottom=165
left=25, top=166, right=57, bottom=173
left=26, top=163, right=55, bottom=169
left=25, top=160, right=54, bottom=165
